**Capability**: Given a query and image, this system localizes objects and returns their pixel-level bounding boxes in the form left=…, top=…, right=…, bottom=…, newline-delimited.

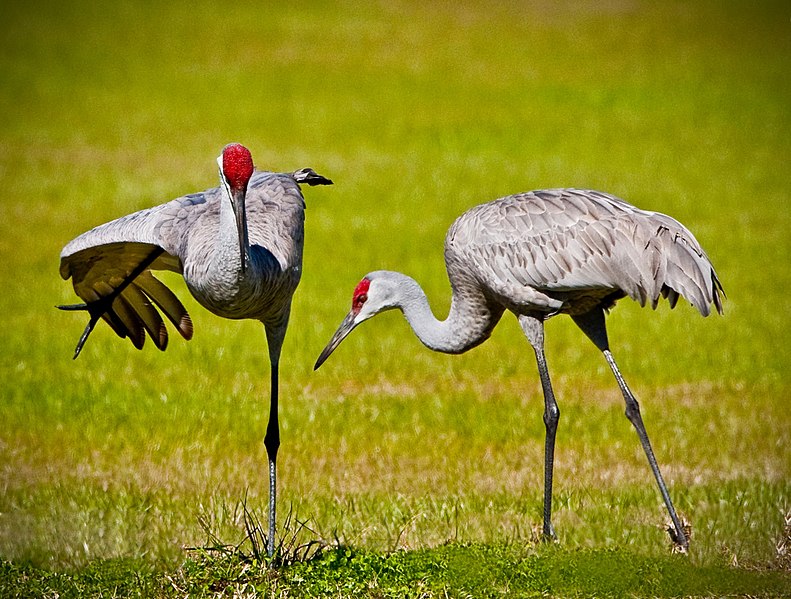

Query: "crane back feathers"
left=446, top=189, right=724, bottom=317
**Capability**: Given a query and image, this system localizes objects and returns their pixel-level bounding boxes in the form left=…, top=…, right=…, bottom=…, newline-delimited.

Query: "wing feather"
left=122, top=283, right=169, bottom=350
left=58, top=169, right=313, bottom=353
left=112, top=294, right=146, bottom=350
left=447, top=189, right=723, bottom=316
left=135, top=272, right=193, bottom=340
left=59, top=186, right=216, bottom=352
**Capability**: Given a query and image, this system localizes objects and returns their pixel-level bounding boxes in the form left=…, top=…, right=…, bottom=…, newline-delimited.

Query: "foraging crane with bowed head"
left=315, top=188, right=724, bottom=551
left=58, top=143, right=332, bottom=558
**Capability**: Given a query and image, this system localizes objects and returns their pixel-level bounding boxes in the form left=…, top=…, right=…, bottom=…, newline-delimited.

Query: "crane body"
left=59, top=145, right=332, bottom=558
left=315, top=188, right=724, bottom=551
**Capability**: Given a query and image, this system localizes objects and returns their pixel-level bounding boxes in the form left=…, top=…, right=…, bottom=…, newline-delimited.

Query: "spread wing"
left=59, top=169, right=331, bottom=357
left=58, top=188, right=212, bottom=355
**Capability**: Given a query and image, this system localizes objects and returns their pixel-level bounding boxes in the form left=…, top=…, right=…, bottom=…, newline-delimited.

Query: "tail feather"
left=661, top=286, right=680, bottom=310
left=649, top=216, right=724, bottom=316
left=292, top=168, right=333, bottom=187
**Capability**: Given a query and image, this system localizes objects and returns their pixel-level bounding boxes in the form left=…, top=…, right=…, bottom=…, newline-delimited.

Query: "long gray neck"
left=217, top=190, right=245, bottom=275
left=385, top=271, right=498, bottom=355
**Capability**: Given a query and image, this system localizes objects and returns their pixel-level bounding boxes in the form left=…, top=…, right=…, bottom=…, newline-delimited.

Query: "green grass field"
left=2, top=1, right=790, bottom=596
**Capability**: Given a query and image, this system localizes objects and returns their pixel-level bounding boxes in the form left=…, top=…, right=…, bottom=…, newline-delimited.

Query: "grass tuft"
left=774, top=508, right=791, bottom=572
left=190, top=495, right=329, bottom=570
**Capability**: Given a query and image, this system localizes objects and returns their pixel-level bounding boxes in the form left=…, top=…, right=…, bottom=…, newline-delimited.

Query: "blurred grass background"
left=1, top=0, right=789, bottom=574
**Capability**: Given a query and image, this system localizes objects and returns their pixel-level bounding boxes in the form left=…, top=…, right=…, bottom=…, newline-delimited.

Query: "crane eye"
left=351, top=278, right=371, bottom=313
left=353, top=293, right=368, bottom=309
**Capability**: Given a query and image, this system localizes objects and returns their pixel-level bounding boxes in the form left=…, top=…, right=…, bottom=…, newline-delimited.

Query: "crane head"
left=217, top=143, right=254, bottom=273
left=315, top=277, right=378, bottom=369
left=219, top=143, right=254, bottom=189
left=314, top=272, right=406, bottom=369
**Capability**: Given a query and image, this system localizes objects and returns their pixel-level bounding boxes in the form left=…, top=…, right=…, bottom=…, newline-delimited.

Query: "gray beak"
left=314, top=311, right=358, bottom=370
left=231, top=187, right=249, bottom=274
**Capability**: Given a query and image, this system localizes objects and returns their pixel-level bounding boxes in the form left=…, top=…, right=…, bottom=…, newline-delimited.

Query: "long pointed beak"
left=314, top=311, right=358, bottom=370
left=231, top=187, right=249, bottom=273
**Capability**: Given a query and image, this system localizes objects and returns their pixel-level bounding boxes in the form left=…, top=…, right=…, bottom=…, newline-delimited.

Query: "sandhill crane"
left=58, top=143, right=332, bottom=558
left=314, top=188, right=724, bottom=551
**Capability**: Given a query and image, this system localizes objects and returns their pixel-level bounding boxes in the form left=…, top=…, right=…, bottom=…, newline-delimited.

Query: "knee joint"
left=264, top=430, right=280, bottom=459
left=624, top=400, right=642, bottom=425
left=544, top=404, right=560, bottom=427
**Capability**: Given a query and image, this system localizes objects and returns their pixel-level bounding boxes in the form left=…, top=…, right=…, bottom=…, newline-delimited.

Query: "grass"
left=1, top=0, right=790, bottom=596
left=4, top=542, right=791, bottom=597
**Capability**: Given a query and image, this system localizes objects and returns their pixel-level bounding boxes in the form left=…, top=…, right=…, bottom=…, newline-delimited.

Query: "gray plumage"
left=59, top=144, right=332, bottom=558
left=60, top=168, right=325, bottom=345
left=315, top=188, right=723, bottom=552
left=444, top=188, right=723, bottom=329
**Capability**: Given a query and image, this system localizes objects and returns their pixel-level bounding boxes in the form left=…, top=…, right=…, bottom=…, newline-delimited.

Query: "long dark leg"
left=263, top=319, right=287, bottom=559
left=264, top=360, right=280, bottom=558
left=519, top=314, right=559, bottom=542
left=572, top=308, right=689, bottom=550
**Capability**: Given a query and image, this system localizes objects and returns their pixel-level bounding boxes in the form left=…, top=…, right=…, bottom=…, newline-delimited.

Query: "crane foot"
left=666, top=515, right=692, bottom=554
left=56, top=302, right=102, bottom=359
left=56, top=302, right=89, bottom=311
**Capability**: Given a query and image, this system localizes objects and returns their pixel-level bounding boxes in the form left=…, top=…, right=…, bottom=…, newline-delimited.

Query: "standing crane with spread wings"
left=59, top=143, right=332, bottom=558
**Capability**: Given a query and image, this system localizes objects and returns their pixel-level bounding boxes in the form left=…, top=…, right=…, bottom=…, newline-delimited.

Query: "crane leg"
left=263, top=319, right=287, bottom=560
left=57, top=304, right=103, bottom=359
left=264, top=361, right=280, bottom=559
left=572, top=308, right=689, bottom=551
left=519, top=314, right=559, bottom=542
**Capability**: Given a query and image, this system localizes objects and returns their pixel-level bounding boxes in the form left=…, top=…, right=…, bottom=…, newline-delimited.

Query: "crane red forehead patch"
left=352, top=278, right=371, bottom=312
left=222, top=143, right=254, bottom=189
left=353, top=278, right=370, bottom=301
